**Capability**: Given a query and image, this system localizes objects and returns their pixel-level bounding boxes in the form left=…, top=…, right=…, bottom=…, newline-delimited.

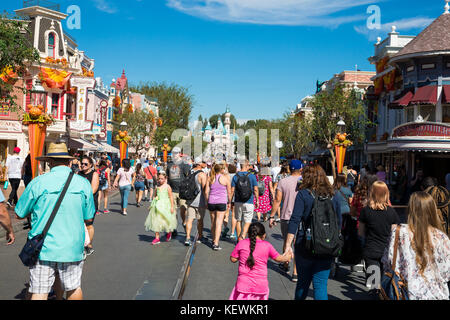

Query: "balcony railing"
left=23, top=0, right=60, bottom=12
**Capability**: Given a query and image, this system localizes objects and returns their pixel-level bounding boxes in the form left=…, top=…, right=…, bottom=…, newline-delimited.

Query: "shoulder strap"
left=392, top=225, right=401, bottom=271
left=41, top=172, right=75, bottom=239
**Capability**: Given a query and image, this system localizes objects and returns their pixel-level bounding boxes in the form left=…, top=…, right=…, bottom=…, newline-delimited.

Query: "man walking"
left=231, top=159, right=259, bottom=241
left=5, top=147, right=24, bottom=207
left=269, top=159, right=303, bottom=282
left=167, top=147, right=190, bottom=235
left=184, top=157, right=207, bottom=246
left=15, top=143, right=95, bottom=300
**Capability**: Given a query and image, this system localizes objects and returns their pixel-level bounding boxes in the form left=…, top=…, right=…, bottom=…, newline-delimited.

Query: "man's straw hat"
left=36, top=142, right=75, bottom=161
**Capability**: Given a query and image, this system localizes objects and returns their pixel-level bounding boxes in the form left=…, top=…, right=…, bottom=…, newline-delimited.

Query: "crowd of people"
left=0, top=141, right=449, bottom=301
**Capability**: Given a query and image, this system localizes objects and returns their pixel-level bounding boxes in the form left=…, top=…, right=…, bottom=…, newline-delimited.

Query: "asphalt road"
left=0, top=191, right=370, bottom=300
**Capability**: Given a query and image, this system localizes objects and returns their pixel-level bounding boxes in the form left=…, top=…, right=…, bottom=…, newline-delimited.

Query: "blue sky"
left=4, top=0, right=447, bottom=122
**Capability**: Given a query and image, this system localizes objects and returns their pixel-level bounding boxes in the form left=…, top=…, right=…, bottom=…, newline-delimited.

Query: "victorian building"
left=367, top=2, right=450, bottom=184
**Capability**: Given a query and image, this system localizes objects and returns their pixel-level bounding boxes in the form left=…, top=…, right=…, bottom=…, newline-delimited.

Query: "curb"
left=0, top=190, right=120, bottom=240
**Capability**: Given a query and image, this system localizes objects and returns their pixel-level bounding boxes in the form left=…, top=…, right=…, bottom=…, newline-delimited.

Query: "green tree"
left=115, top=109, right=158, bottom=154
left=278, top=111, right=314, bottom=158
left=0, top=14, right=40, bottom=109
left=309, top=83, right=367, bottom=178
left=130, top=82, right=194, bottom=148
left=209, top=114, right=221, bottom=129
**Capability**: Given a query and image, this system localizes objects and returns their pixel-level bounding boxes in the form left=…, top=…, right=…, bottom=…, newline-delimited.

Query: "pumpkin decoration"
left=119, top=130, right=127, bottom=138
left=127, top=104, right=133, bottom=113
left=29, top=106, right=42, bottom=119
left=158, top=118, right=163, bottom=127
left=113, top=96, right=121, bottom=107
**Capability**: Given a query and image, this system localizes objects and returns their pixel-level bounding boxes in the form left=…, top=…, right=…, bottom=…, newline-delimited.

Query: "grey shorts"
left=29, top=260, right=84, bottom=294
left=280, top=219, right=289, bottom=240
left=234, top=203, right=254, bottom=223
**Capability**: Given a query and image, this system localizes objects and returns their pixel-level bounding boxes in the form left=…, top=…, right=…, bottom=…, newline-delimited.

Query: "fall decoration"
left=40, top=67, right=72, bottom=89
left=116, top=130, right=131, bottom=143
left=81, top=67, right=94, bottom=78
left=0, top=66, right=18, bottom=84
left=45, top=57, right=68, bottom=68
left=333, top=133, right=353, bottom=174
left=113, top=96, right=121, bottom=107
left=22, top=104, right=55, bottom=127
left=127, top=104, right=134, bottom=113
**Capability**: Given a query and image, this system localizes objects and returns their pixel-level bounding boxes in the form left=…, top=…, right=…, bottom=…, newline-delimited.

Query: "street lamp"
left=120, top=121, right=128, bottom=131
left=31, top=79, right=46, bottom=106
left=337, top=118, right=346, bottom=134
left=163, top=137, right=169, bottom=164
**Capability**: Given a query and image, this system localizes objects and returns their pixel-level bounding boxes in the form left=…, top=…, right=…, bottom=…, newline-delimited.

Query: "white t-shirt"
left=117, top=167, right=134, bottom=187
left=6, top=155, right=24, bottom=179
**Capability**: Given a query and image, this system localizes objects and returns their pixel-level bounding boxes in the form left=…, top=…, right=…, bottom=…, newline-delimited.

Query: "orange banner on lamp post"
left=335, top=145, right=346, bottom=174
left=119, top=141, right=127, bottom=166
left=28, top=123, right=47, bottom=178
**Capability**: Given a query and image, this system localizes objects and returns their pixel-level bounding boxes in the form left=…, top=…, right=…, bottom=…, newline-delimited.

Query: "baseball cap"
left=289, top=160, right=303, bottom=170
left=172, top=147, right=181, bottom=154
left=194, top=156, right=203, bottom=165
left=14, top=147, right=20, bottom=153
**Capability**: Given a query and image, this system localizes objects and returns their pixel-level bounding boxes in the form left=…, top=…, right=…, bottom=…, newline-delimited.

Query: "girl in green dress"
left=144, top=172, right=176, bottom=245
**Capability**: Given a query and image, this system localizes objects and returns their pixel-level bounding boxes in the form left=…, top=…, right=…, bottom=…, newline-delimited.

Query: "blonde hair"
left=209, top=163, right=225, bottom=185
left=407, top=191, right=444, bottom=276
left=368, top=181, right=390, bottom=210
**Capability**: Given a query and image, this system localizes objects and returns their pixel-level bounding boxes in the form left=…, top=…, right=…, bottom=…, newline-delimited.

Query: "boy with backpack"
left=231, top=160, right=259, bottom=241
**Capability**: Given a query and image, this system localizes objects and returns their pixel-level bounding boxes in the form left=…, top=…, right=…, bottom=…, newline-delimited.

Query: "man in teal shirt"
left=15, top=143, right=95, bottom=300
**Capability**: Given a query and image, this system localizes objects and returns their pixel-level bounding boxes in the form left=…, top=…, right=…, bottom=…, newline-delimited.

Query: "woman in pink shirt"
left=229, top=222, right=293, bottom=300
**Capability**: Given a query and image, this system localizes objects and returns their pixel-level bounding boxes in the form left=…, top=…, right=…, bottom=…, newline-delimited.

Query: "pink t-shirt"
left=117, top=167, right=134, bottom=187
left=277, top=175, right=300, bottom=220
left=231, top=238, right=280, bottom=294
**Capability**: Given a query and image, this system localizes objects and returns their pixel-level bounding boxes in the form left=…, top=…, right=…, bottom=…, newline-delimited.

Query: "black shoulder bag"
left=19, top=172, right=75, bottom=267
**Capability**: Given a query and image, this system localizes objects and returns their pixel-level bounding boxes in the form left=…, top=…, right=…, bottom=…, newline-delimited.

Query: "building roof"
left=393, top=12, right=450, bottom=60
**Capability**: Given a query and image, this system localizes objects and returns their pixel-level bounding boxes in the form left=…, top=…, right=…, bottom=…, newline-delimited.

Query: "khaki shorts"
left=234, top=203, right=254, bottom=223
left=172, top=192, right=187, bottom=209
left=186, top=206, right=206, bottom=220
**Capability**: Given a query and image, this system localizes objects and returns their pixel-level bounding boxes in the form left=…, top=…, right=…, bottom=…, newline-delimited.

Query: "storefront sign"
left=69, top=76, right=95, bottom=132
left=392, top=122, right=450, bottom=138
left=0, top=121, right=22, bottom=133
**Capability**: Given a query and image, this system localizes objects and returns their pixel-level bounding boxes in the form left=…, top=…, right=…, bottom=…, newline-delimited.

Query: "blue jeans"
left=119, top=185, right=132, bottom=209
left=294, top=251, right=333, bottom=300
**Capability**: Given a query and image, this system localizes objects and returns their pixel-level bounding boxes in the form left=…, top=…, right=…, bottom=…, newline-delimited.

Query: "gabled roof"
left=393, top=12, right=450, bottom=60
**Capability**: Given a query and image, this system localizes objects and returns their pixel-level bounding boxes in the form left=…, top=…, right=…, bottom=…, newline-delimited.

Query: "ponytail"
left=245, top=222, right=266, bottom=269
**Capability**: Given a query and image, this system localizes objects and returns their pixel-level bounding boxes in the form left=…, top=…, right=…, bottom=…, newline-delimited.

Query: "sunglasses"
left=81, top=163, right=90, bottom=166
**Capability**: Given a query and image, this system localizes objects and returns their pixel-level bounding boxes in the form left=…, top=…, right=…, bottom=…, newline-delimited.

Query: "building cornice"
left=15, top=6, right=67, bottom=20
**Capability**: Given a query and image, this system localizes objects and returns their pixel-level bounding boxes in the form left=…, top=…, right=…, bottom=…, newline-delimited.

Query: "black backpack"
left=235, top=172, right=253, bottom=202
left=98, top=167, right=107, bottom=187
left=179, top=170, right=201, bottom=201
left=303, top=191, right=343, bottom=258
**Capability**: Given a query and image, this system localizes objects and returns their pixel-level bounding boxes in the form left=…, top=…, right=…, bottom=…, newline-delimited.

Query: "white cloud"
left=93, top=0, right=118, bottom=14
left=354, top=17, right=434, bottom=41
left=166, top=0, right=376, bottom=26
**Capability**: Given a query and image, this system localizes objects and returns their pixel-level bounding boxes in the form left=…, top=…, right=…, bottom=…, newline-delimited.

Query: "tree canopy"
left=130, top=82, right=194, bottom=147
left=0, top=15, right=39, bottom=108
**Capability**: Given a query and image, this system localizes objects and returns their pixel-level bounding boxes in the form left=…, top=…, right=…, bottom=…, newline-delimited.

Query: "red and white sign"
left=392, top=122, right=450, bottom=138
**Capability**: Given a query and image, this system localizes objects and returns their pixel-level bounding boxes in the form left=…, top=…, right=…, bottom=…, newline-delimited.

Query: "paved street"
left=0, top=190, right=371, bottom=300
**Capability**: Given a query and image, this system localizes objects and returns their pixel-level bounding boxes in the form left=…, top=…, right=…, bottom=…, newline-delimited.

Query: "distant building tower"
left=224, top=106, right=231, bottom=133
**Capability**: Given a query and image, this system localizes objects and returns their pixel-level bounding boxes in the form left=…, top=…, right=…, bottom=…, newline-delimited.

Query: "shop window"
left=421, top=63, right=435, bottom=70
left=48, top=33, right=56, bottom=58
left=419, top=105, right=435, bottom=122
left=0, top=104, right=10, bottom=117
left=443, top=105, right=450, bottom=123
left=51, top=93, right=59, bottom=118
left=407, top=66, right=415, bottom=72
left=406, top=107, right=414, bottom=123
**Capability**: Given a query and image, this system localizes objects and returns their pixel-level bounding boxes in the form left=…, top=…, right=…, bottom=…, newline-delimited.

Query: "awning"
left=68, top=138, right=97, bottom=151
left=410, top=85, right=438, bottom=105
left=442, top=85, right=450, bottom=103
left=389, top=91, right=414, bottom=109
left=98, top=142, right=120, bottom=154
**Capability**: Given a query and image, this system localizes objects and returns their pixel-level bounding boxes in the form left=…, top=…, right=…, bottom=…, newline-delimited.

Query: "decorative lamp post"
left=22, top=95, right=55, bottom=178
left=162, top=137, right=170, bottom=164
left=333, top=118, right=352, bottom=175
left=116, top=121, right=130, bottom=166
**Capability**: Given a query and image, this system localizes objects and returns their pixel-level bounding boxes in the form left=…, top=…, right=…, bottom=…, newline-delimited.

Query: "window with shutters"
left=48, top=33, right=56, bottom=58
left=51, top=93, right=59, bottom=118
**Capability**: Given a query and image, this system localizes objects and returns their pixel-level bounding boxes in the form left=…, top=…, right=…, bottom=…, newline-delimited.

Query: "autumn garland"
left=333, top=133, right=353, bottom=147
left=116, top=130, right=131, bottom=143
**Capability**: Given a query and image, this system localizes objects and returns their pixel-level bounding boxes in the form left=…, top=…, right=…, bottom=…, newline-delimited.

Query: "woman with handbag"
left=381, top=191, right=450, bottom=300
left=113, top=158, right=135, bottom=216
